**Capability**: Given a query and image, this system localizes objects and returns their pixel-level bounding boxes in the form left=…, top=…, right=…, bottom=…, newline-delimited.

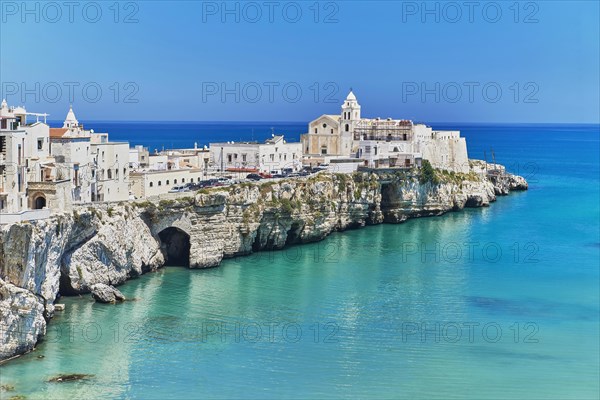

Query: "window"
left=115, top=169, right=119, bottom=179
left=190, top=178, right=194, bottom=183
left=227, top=154, right=232, bottom=163
left=108, top=169, right=112, bottom=179
left=150, top=182, right=153, bottom=187
left=321, top=146, right=327, bottom=155
left=37, top=138, right=43, bottom=150
left=314, top=128, right=317, bottom=134
left=242, top=154, right=247, bottom=162
left=330, top=129, right=333, bottom=134
left=158, top=181, right=162, bottom=186
left=345, top=124, right=349, bottom=132
left=174, top=179, right=177, bottom=184
left=166, top=180, right=170, bottom=185
left=322, top=123, right=327, bottom=128
left=182, top=178, right=185, bottom=183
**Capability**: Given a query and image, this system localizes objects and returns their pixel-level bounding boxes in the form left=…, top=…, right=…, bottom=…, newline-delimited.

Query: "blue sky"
left=1, top=0, right=599, bottom=123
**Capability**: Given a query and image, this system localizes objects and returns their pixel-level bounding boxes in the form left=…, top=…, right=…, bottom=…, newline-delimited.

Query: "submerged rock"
left=0, top=384, right=15, bottom=391
left=90, top=284, right=125, bottom=303
left=47, top=373, right=94, bottom=383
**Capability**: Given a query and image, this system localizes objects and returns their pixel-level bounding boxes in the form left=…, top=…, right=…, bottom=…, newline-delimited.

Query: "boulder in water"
left=48, top=373, right=94, bottom=383
left=90, top=284, right=125, bottom=303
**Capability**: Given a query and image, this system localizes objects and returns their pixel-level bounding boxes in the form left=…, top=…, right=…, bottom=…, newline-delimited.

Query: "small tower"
left=340, top=90, right=361, bottom=155
left=341, top=90, right=361, bottom=124
left=62, top=105, right=79, bottom=129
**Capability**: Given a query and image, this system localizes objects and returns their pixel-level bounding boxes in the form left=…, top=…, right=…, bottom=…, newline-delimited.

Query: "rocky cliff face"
left=0, top=166, right=527, bottom=361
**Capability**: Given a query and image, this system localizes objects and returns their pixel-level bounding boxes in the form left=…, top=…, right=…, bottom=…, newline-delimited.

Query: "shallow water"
left=1, top=124, right=598, bottom=399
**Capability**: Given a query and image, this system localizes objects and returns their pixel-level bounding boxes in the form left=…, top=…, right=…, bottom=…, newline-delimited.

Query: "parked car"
left=169, top=185, right=189, bottom=193
left=246, top=173, right=263, bottom=181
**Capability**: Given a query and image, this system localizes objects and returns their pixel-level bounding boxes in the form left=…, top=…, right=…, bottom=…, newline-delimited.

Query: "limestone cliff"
left=0, top=165, right=527, bottom=361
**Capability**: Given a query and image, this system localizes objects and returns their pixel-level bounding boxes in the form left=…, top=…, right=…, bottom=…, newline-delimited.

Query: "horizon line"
left=42, top=119, right=600, bottom=126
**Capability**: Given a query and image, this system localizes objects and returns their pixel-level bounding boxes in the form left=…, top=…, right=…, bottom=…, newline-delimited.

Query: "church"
left=301, top=90, right=361, bottom=158
left=301, top=90, right=469, bottom=173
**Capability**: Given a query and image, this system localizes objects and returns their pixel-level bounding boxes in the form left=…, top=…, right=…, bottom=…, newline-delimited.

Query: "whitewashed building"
left=130, top=168, right=205, bottom=198
left=210, top=135, right=302, bottom=174
left=49, top=106, right=130, bottom=203
left=91, top=132, right=130, bottom=202
left=0, top=100, right=70, bottom=218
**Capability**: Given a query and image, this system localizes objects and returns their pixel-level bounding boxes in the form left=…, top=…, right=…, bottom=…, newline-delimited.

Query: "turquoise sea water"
left=0, top=124, right=598, bottom=399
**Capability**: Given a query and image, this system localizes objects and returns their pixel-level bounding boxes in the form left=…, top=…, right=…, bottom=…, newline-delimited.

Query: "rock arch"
left=158, top=227, right=191, bottom=267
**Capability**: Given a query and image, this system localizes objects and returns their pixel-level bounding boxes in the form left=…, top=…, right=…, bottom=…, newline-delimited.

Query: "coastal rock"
left=90, top=283, right=125, bottom=303
left=0, top=278, right=46, bottom=360
left=0, top=163, right=527, bottom=361
left=60, top=205, right=164, bottom=294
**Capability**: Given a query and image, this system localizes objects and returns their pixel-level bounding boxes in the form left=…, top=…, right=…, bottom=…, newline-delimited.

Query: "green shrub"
left=419, top=160, right=440, bottom=184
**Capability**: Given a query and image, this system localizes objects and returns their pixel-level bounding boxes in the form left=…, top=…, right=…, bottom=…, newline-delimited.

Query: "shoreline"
left=0, top=164, right=527, bottom=362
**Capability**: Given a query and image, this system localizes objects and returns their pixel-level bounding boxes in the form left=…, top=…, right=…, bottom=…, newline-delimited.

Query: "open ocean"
left=0, top=123, right=598, bottom=399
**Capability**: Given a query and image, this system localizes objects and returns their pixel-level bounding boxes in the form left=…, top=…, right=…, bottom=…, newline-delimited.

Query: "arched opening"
left=158, top=227, right=191, bottom=267
left=34, top=195, right=46, bottom=209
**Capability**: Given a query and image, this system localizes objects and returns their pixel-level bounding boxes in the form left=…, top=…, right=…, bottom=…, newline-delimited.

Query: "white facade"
left=130, top=169, right=205, bottom=198
left=210, top=135, right=302, bottom=174
left=129, top=145, right=150, bottom=169
left=302, top=91, right=469, bottom=172
left=1, top=100, right=60, bottom=214
left=49, top=126, right=94, bottom=203
left=49, top=107, right=131, bottom=203
left=91, top=133, right=130, bottom=202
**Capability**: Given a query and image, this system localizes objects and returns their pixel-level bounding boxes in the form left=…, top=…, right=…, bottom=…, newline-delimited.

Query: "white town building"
left=91, top=132, right=130, bottom=202
left=129, top=145, right=212, bottom=198
left=0, top=100, right=71, bottom=219
left=50, top=106, right=130, bottom=203
left=210, top=135, right=302, bottom=174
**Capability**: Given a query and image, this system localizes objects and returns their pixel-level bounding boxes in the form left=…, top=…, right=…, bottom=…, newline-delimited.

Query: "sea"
left=0, top=122, right=598, bottom=399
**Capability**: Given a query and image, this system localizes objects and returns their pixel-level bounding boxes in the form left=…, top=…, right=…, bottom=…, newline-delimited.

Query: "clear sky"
left=1, top=0, right=599, bottom=123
